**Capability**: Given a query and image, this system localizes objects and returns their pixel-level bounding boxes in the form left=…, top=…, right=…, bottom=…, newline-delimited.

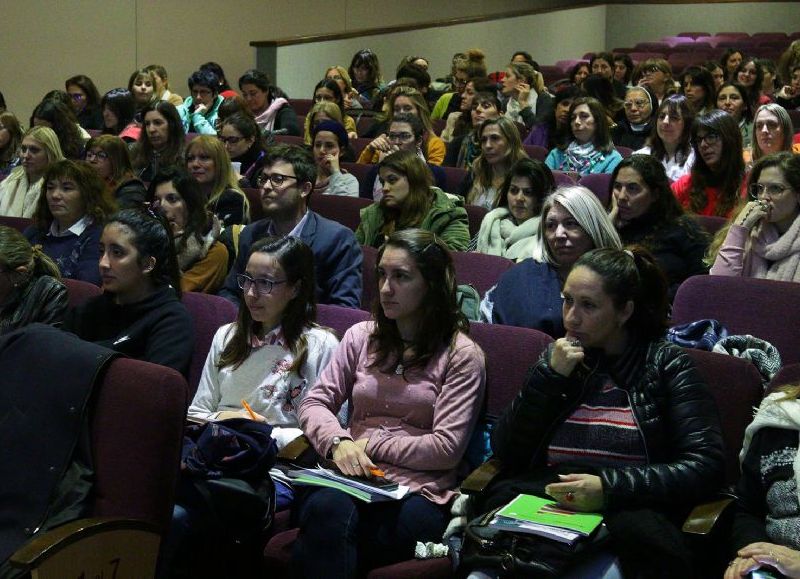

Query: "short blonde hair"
left=185, top=136, right=248, bottom=216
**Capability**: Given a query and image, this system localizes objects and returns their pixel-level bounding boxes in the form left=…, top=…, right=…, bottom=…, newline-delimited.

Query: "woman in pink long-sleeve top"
left=293, top=228, right=486, bottom=578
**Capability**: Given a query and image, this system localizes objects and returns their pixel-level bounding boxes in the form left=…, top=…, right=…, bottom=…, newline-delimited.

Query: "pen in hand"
left=241, top=399, right=258, bottom=421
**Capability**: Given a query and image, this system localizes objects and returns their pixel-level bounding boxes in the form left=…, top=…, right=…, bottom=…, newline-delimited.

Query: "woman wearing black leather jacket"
left=478, top=246, right=725, bottom=577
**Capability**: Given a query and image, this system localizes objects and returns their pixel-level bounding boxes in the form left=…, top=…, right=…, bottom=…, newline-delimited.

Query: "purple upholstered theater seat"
left=62, top=278, right=102, bottom=309
left=340, top=162, right=372, bottom=189
left=692, top=214, right=728, bottom=236
left=464, top=204, right=488, bottom=239
left=244, top=187, right=263, bottom=221
left=0, top=216, right=33, bottom=233
left=360, top=245, right=378, bottom=311
left=291, top=98, right=314, bottom=116
left=523, top=144, right=548, bottom=161
left=181, top=292, right=238, bottom=397
left=317, top=303, right=370, bottom=338
left=450, top=251, right=515, bottom=297
left=579, top=173, right=612, bottom=208
left=311, top=194, right=372, bottom=232
left=441, top=166, right=467, bottom=195
left=672, top=275, right=800, bottom=365
left=552, top=170, right=576, bottom=187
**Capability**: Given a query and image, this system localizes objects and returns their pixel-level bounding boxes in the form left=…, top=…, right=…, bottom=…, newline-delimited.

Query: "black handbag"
left=460, top=506, right=610, bottom=578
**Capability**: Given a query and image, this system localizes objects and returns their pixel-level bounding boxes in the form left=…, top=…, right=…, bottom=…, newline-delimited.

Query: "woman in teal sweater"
left=355, top=150, right=470, bottom=251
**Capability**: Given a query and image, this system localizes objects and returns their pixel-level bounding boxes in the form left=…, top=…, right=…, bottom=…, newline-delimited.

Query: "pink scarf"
left=255, top=97, right=289, bottom=133
left=747, top=216, right=800, bottom=282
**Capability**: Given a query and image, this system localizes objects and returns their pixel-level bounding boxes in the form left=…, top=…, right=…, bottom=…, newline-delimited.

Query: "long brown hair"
left=369, top=229, right=468, bottom=373
left=376, top=150, right=434, bottom=237
left=217, top=236, right=318, bottom=374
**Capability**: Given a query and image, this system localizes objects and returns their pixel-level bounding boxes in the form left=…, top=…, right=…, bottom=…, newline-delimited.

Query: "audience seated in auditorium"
left=431, top=49, right=487, bottom=121
left=356, top=149, right=469, bottom=250
left=590, top=51, right=628, bottom=99
left=0, top=226, right=67, bottom=334
left=525, top=85, right=583, bottom=152
left=65, top=74, right=103, bottom=131
left=476, top=157, right=555, bottom=261
left=470, top=246, right=724, bottom=578
left=178, top=69, right=224, bottom=135
left=85, top=135, right=147, bottom=209
left=0, top=126, right=64, bottom=218
left=145, top=64, right=184, bottom=106
left=726, top=381, right=800, bottom=579
left=609, top=155, right=708, bottom=297
left=481, top=185, right=621, bottom=335
left=758, top=58, right=779, bottom=102
left=199, top=61, right=238, bottom=99
left=63, top=208, right=193, bottom=376
left=718, top=82, right=755, bottom=148
left=611, top=85, right=656, bottom=150
left=131, top=100, right=185, bottom=182
left=462, top=116, right=529, bottom=209
left=305, top=79, right=357, bottom=142
left=569, top=62, right=590, bottom=88
left=672, top=109, right=745, bottom=218
left=311, top=120, right=359, bottom=197
left=635, top=94, right=696, bottom=182
left=148, top=167, right=229, bottom=293
left=775, top=64, right=800, bottom=110
left=238, top=69, right=300, bottom=136
left=0, top=112, right=23, bottom=178
left=710, top=153, right=800, bottom=282
left=634, top=58, right=676, bottom=106
left=25, top=160, right=115, bottom=286
left=613, top=53, right=634, bottom=86
left=184, top=135, right=249, bottom=226
left=293, top=228, right=485, bottom=578
left=440, top=76, right=494, bottom=146
left=545, top=96, right=623, bottom=177
left=736, top=57, right=770, bottom=108
left=218, top=144, right=362, bottom=309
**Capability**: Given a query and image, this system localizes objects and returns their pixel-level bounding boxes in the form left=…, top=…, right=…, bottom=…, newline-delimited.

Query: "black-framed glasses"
left=693, top=132, right=721, bottom=146
left=85, top=150, right=109, bottom=161
left=256, top=172, right=298, bottom=188
left=236, top=274, right=287, bottom=296
left=749, top=182, right=793, bottom=200
left=387, top=131, right=414, bottom=142
left=218, top=135, right=243, bottom=145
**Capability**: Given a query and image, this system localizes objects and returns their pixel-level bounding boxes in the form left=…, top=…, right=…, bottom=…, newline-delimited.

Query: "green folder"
left=496, top=494, right=603, bottom=536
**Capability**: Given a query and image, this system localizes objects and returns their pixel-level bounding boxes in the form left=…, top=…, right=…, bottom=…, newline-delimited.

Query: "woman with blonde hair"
left=184, top=135, right=249, bottom=226
left=462, top=116, right=528, bottom=209
left=85, top=135, right=147, bottom=209
left=0, top=226, right=67, bottom=334
left=747, top=103, right=799, bottom=167
left=356, top=149, right=469, bottom=250
left=0, top=126, right=64, bottom=218
left=0, top=112, right=24, bottom=177
left=501, top=61, right=550, bottom=130
left=325, top=65, right=362, bottom=111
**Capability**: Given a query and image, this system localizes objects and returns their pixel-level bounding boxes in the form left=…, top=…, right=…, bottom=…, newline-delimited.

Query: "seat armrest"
left=9, top=517, right=160, bottom=578
left=682, top=498, right=734, bottom=535
left=460, top=458, right=503, bottom=494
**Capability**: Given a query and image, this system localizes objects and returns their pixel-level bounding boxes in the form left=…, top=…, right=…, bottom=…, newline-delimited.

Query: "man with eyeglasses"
left=177, top=69, right=224, bottom=135
left=219, top=145, right=362, bottom=308
left=358, top=114, right=448, bottom=200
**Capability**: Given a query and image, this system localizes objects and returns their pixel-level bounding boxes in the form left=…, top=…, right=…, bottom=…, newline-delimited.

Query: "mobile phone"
left=750, top=568, right=781, bottom=579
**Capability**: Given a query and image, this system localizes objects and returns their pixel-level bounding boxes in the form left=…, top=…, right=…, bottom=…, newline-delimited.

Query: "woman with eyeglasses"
left=184, top=135, right=249, bottom=227
left=218, top=113, right=266, bottom=187
left=292, top=228, right=485, bottom=578
left=63, top=208, right=193, bottom=376
left=634, top=59, right=676, bottom=106
left=717, top=82, right=755, bottom=149
left=65, top=74, right=103, bottom=131
left=85, top=135, right=147, bottom=209
left=710, top=153, right=800, bottom=282
left=24, top=160, right=116, bottom=286
left=0, top=112, right=24, bottom=178
left=635, top=95, right=696, bottom=182
left=325, top=65, right=362, bottom=112
left=671, top=110, right=745, bottom=218
left=304, top=79, right=357, bottom=143
left=0, top=126, right=64, bottom=219
left=611, top=86, right=656, bottom=150
left=545, top=96, right=623, bottom=178
left=178, top=69, right=225, bottom=135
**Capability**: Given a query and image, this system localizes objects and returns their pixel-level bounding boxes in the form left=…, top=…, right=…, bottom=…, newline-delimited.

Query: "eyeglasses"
left=623, top=99, right=649, bottom=109
left=85, top=150, right=109, bottom=161
left=68, top=93, right=85, bottom=101
left=642, top=66, right=662, bottom=75
left=218, top=135, right=244, bottom=145
left=749, top=182, right=794, bottom=199
left=693, top=132, right=721, bottom=146
left=387, top=132, right=414, bottom=142
left=256, top=172, right=298, bottom=188
left=236, top=274, right=287, bottom=296
left=191, top=88, right=213, bottom=97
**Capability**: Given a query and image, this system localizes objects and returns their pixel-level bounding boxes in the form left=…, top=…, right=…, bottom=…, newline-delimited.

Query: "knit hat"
left=311, top=120, right=349, bottom=148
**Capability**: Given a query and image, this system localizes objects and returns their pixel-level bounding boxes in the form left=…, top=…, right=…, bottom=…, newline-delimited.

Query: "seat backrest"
left=360, top=245, right=378, bottom=310
left=578, top=173, right=612, bottom=208
left=673, top=275, right=800, bottom=365
left=464, top=204, right=488, bottom=239
left=552, top=171, right=576, bottom=187
left=180, top=292, right=238, bottom=396
left=351, top=137, right=373, bottom=160
left=340, top=162, right=373, bottom=189
left=63, top=278, right=102, bottom=309
left=310, top=194, right=372, bottom=231
left=441, top=166, right=467, bottom=195
left=469, top=322, right=553, bottom=417
left=616, top=145, right=634, bottom=159
left=273, top=135, right=305, bottom=147
left=524, top=144, right=548, bottom=161
left=291, top=98, right=314, bottom=116
left=450, top=251, right=515, bottom=296
left=317, top=303, right=371, bottom=338
left=685, top=349, right=763, bottom=485
left=0, top=216, right=33, bottom=233
left=691, top=214, right=727, bottom=236
left=91, top=357, right=189, bottom=530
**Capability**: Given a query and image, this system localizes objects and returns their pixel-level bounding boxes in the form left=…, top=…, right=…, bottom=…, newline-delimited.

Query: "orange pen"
left=241, top=399, right=258, bottom=420
left=369, top=468, right=385, bottom=478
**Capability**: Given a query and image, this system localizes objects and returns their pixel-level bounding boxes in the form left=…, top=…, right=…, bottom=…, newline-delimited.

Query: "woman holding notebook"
left=477, top=246, right=724, bottom=577
left=293, top=229, right=486, bottom=578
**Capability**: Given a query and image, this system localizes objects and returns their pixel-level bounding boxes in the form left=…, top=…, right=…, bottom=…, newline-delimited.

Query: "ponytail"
left=30, top=244, right=62, bottom=280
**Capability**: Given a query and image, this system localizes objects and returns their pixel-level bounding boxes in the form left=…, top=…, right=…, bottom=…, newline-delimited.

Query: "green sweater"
left=355, top=187, right=470, bottom=251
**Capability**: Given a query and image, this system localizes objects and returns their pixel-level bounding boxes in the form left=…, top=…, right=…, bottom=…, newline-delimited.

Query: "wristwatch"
left=329, top=436, right=342, bottom=458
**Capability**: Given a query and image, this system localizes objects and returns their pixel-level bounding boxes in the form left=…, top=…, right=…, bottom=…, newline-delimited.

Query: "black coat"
left=491, top=339, right=725, bottom=512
